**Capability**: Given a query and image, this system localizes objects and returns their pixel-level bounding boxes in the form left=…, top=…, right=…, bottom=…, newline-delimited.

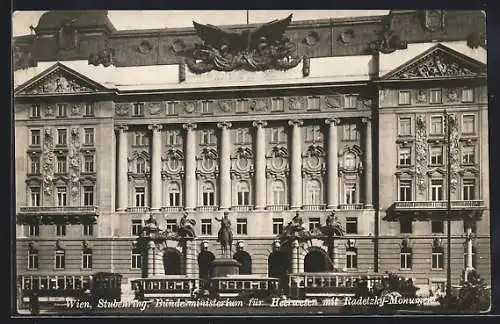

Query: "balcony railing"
left=393, top=200, right=485, bottom=210
left=338, top=204, right=365, bottom=210
left=126, top=207, right=151, bottom=213
left=302, top=204, right=326, bottom=211
left=19, top=206, right=98, bottom=215
left=266, top=205, right=290, bottom=211
left=162, top=206, right=184, bottom=212
left=232, top=205, right=253, bottom=212
left=196, top=206, right=218, bottom=212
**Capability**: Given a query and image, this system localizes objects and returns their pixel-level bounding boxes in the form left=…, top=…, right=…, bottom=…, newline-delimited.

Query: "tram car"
left=131, top=276, right=198, bottom=300
left=208, top=275, right=280, bottom=299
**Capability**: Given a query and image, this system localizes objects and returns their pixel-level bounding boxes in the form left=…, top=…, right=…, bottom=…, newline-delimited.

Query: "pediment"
left=382, top=44, right=486, bottom=81
left=15, top=63, right=109, bottom=96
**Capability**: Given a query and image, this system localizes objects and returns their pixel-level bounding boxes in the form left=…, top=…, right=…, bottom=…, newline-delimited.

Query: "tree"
left=439, top=270, right=490, bottom=313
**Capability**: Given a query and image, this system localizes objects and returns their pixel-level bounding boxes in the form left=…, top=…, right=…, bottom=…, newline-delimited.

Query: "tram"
left=208, top=275, right=280, bottom=299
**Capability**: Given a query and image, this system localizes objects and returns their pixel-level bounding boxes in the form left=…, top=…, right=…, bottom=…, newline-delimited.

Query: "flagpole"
left=246, top=10, right=249, bottom=25
left=445, top=109, right=452, bottom=299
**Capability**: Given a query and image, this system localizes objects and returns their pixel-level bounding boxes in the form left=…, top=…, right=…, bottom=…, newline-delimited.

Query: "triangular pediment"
left=14, top=63, right=109, bottom=96
left=382, top=44, right=486, bottom=81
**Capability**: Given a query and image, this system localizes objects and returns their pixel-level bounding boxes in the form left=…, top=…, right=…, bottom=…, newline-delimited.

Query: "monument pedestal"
left=210, top=258, right=241, bottom=277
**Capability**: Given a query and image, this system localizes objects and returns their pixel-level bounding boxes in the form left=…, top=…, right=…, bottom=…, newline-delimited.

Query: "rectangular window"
left=399, top=118, right=411, bottom=136
left=84, top=128, right=94, bottom=145
left=135, top=187, right=145, bottom=207
left=84, top=103, right=94, bottom=117
left=57, top=187, right=67, bottom=206
left=83, top=186, right=94, bottom=206
left=133, top=103, right=144, bottom=116
left=271, top=98, right=284, bottom=112
left=82, top=250, right=93, bottom=269
left=28, top=250, right=38, bottom=269
left=398, top=91, right=411, bottom=105
left=270, top=128, right=282, bottom=143
left=166, top=102, right=177, bottom=115
left=201, top=130, right=215, bottom=145
left=463, top=179, right=476, bottom=200
left=56, top=224, right=66, bottom=236
left=30, top=130, right=41, bottom=146
left=202, top=190, right=215, bottom=206
left=57, top=104, right=67, bottom=117
left=235, top=129, right=250, bottom=145
left=272, top=218, right=284, bottom=235
left=346, top=217, right=358, bottom=234
left=57, top=156, right=67, bottom=173
left=430, top=116, right=444, bottom=135
left=131, top=220, right=142, bottom=236
left=31, top=104, right=41, bottom=118
left=57, top=129, right=67, bottom=146
left=432, top=220, right=444, bottom=234
left=344, top=183, right=356, bottom=204
left=236, top=100, right=248, bottom=113
left=30, top=157, right=40, bottom=174
left=343, top=124, right=358, bottom=141
left=237, top=190, right=250, bottom=206
left=166, top=131, right=180, bottom=146
left=346, top=249, right=358, bottom=269
left=461, top=88, right=474, bottom=103
left=430, top=89, right=442, bottom=104
left=308, top=218, right=321, bottom=232
left=83, top=224, right=94, bottom=236
left=55, top=250, right=66, bottom=269
left=28, top=224, right=39, bottom=237
left=84, top=156, right=94, bottom=173
left=134, top=132, right=148, bottom=146
left=400, top=219, right=413, bottom=234
left=344, top=95, right=358, bottom=108
left=462, top=115, right=475, bottom=134
left=201, top=101, right=213, bottom=114
left=169, top=189, right=181, bottom=207
left=166, top=220, right=178, bottom=233
left=399, top=148, right=411, bottom=165
left=131, top=249, right=142, bottom=269
left=201, top=219, right=212, bottom=235
left=400, top=248, right=413, bottom=270
left=399, top=180, right=413, bottom=201
left=237, top=218, right=248, bottom=235
left=430, top=147, right=443, bottom=165
left=30, top=187, right=41, bottom=207
left=307, top=97, right=320, bottom=110
left=431, top=179, right=444, bottom=201
left=462, top=146, right=475, bottom=164
left=432, top=248, right=444, bottom=269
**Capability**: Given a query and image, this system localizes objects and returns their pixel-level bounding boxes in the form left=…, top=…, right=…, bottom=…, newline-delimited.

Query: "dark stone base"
left=210, top=258, right=241, bottom=277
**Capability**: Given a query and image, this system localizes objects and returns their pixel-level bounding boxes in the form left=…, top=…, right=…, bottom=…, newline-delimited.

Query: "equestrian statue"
left=215, top=212, right=233, bottom=257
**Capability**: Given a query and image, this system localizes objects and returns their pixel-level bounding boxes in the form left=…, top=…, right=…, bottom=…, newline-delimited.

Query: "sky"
left=12, top=10, right=390, bottom=37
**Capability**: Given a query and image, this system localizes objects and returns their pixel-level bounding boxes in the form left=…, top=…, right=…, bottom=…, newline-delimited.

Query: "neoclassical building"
left=14, top=10, right=488, bottom=297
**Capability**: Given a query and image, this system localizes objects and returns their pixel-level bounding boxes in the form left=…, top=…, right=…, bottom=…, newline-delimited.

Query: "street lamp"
left=445, top=110, right=452, bottom=299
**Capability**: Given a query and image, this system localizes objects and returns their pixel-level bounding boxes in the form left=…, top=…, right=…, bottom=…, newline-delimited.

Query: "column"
left=146, top=241, right=155, bottom=278
left=148, top=124, right=163, bottom=211
left=362, top=117, right=373, bottom=208
left=183, top=123, right=197, bottom=211
left=154, top=246, right=164, bottom=276
left=217, top=122, right=232, bottom=210
left=291, top=240, right=299, bottom=274
left=116, top=125, right=129, bottom=211
left=466, top=226, right=474, bottom=271
left=325, top=118, right=340, bottom=209
left=252, top=121, right=268, bottom=210
left=288, top=120, right=304, bottom=209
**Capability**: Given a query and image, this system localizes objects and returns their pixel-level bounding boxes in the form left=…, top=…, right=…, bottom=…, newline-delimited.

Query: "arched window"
left=271, top=180, right=285, bottom=205
left=307, top=179, right=322, bottom=205
left=168, top=182, right=181, bottom=207
left=136, top=157, right=146, bottom=174
left=237, top=181, right=250, bottom=206
left=344, top=153, right=356, bottom=169
left=202, top=182, right=215, bottom=206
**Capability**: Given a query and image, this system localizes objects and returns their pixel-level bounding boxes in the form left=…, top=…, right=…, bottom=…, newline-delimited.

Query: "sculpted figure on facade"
left=182, top=14, right=301, bottom=73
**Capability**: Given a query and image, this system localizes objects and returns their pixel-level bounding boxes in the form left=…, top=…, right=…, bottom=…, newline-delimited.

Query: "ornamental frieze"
left=288, top=97, right=307, bottom=111
left=146, top=102, right=164, bottom=115
left=180, top=15, right=301, bottom=74
left=324, top=96, right=341, bottom=109
left=23, top=72, right=95, bottom=95
left=41, top=128, right=56, bottom=195
left=218, top=100, right=233, bottom=113
left=69, top=128, right=81, bottom=199
left=115, top=103, right=131, bottom=116
left=415, top=115, right=428, bottom=192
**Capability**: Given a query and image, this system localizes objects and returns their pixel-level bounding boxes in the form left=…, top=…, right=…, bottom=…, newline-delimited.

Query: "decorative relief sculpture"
left=249, top=99, right=268, bottom=112
left=288, top=97, right=307, bottom=111
left=24, top=73, right=94, bottom=94
left=302, top=31, right=320, bottom=46
left=266, top=146, right=289, bottom=178
left=69, top=128, right=81, bottom=199
left=45, top=104, right=55, bottom=117
left=57, top=18, right=79, bottom=52
left=448, top=114, right=460, bottom=192
left=339, top=29, right=355, bottom=44
left=41, top=128, right=56, bottom=195
left=137, top=40, right=153, bottom=55
left=71, top=103, right=83, bottom=116
left=115, top=103, right=130, bottom=116
left=415, top=115, right=428, bottom=191
left=447, top=89, right=459, bottom=102
left=395, top=52, right=479, bottom=79
left=184, top=101, right=197, bottom=114
left=88, top=41, right=115, bottom=67
left=339, top=145, right=363, bottom=175
left=302, top=55, right=310, bottom=77
left=416, top=89, right=427, bottom=103
left=218, top=101, right=233, bottom=113
left=181, top=15, right=301, bottom=73
left=13, top=45, right=37, bottom=71
left=421, top=10, right=446, bottom=32
left=325, top=96, right=341, bottom=109
left=146, top=102, right=164, bottom=115
left=368, top=18, right=407, bottom=54
left=197, top=147, right=219, bottom=179
left=231, top=147, right=254, bottom=179
left=162, top=148, right=184, bottom=179
left=302, top=144, right=325, bottom=176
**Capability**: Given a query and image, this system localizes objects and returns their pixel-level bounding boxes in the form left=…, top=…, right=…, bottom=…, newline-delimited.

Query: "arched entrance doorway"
left=163, top=248, right=182, bottom=275
left=233, top=251, right=252, bottom=274
left=268, top=251, right=291, bottom=291
left=304, top=248, right=333, bottom=273
left=198, top=251, right=215, bottom=279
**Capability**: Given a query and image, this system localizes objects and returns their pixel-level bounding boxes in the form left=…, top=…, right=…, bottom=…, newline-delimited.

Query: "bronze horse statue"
left=215, top=212, right=233, bottom=257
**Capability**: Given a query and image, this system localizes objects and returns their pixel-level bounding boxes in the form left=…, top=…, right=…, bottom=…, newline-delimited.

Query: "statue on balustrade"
left=215, top=212, right=233, bottom=257
left=178, top=212, right=196, bottom=239
left=141, top=214, right=160, bottom=238
left=279, top=211, right=313, bottom=247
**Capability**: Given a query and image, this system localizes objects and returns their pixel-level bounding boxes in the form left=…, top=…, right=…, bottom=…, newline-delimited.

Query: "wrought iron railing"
left=19, top=206, right=98, bottom=214
left=394, top=200, right=485, bottom=209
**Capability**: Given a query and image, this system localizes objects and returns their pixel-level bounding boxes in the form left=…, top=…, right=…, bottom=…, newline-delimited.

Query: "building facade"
left=14, top=10, right=488, bottom=297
